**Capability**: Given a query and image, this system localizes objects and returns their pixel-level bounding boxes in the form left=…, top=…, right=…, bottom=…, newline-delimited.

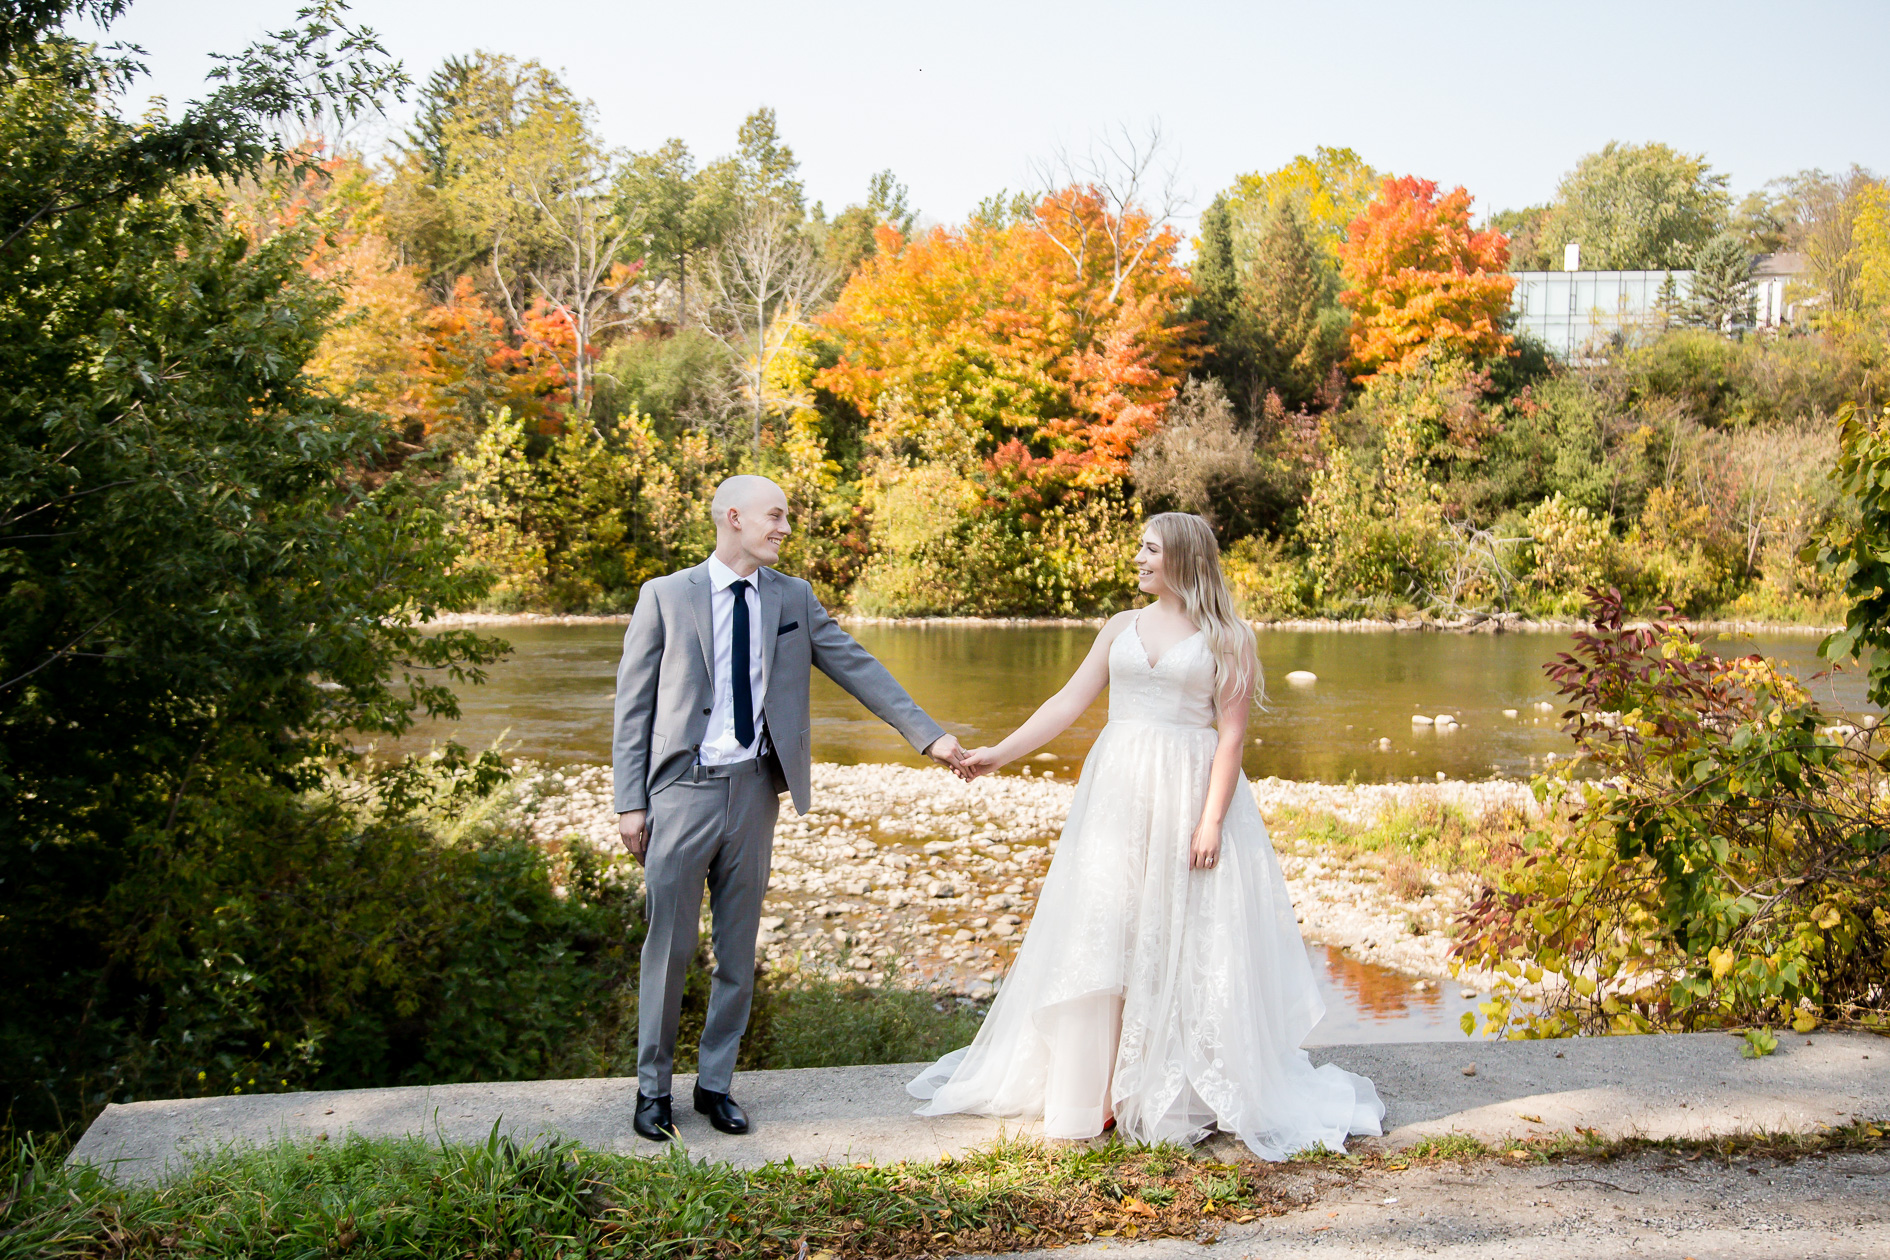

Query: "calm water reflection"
left=1302, top=944, right=1482, bottom=1045
left=400, top=622, right=1870, bottom=784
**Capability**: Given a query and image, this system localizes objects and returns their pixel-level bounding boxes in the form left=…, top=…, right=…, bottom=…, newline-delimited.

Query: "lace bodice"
left=1108, top=619, right=1218, bottom=729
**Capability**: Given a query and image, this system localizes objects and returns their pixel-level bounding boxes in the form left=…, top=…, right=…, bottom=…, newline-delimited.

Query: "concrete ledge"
left=68, top=1033, right=1889, bottom=1185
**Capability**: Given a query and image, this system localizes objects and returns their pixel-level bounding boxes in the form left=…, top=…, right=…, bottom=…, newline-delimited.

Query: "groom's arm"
left=613, top=581, right=666, bottom=816
left=806, top=594, right=949, bottom=757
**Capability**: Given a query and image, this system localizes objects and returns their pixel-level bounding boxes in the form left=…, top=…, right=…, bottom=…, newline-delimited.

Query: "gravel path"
left=502, top=762, right=1535, bottom=995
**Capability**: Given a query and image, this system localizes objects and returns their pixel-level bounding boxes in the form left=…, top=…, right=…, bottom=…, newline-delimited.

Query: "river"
left=400, top=622, right=1868, bottom=784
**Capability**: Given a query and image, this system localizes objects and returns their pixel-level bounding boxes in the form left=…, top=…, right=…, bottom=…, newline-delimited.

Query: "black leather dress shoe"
left=634, top=1092, right=675, bottom=1142
left=693, top=1083, right=749, bottom=1134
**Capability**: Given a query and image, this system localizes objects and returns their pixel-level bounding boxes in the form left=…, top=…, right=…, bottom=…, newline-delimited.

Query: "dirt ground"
left=976, top=1148, right=1890, bottom=1259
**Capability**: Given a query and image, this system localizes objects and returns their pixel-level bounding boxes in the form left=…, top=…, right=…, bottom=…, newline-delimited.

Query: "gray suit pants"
left=638, top=756, right=779, bottom=1098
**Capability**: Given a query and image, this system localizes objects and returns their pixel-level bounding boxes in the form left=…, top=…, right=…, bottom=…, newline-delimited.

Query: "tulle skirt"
left=907, top=718, right=1385, bottom=1159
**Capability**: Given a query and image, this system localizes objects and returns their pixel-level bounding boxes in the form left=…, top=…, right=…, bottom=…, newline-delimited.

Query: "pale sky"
left=76, top=0, right=1889, bottom=232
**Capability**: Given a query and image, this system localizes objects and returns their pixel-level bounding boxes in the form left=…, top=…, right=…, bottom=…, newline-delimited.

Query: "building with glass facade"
left=1507, top=269, right=1690, bottom=358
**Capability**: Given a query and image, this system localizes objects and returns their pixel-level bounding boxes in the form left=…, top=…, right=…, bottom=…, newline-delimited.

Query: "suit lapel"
left=686, top=562, right=715, bottom=682
left=759, top=567, right=784, bottom=695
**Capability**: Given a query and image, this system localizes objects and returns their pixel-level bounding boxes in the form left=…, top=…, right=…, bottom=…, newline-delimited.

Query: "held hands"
left=955, top=746, right=1006, bottom=780
left=617, top=809, right=649, bottom=866
left=922, top=732, right=967, bottom=774
left=1189, top=817, right=1223, bottom=871
left=924, top=734, right=1009, bottom=781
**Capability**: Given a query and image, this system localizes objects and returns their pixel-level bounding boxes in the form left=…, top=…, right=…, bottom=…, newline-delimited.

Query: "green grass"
left=554, top=963, right=989, bottom=1083
left=10, top=1121, right=1886, bottom=1259
left=1273, top=800, right=1534, bottom=884
left=1, top=1131, right=1291, bottom=1259
left=1403, top=1133, right=1489, bottom=1159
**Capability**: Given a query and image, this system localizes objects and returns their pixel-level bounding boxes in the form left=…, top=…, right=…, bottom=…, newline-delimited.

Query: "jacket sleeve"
left=612, top=580, right=666, bottom=813
left=806, top=588, right=946, bottom=755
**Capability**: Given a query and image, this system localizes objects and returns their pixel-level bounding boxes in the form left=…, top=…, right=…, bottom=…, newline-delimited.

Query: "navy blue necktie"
left=729, top=579, right=754, bottom=749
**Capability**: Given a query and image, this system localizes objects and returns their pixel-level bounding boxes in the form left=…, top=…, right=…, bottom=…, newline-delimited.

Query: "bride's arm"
left=1190, top=667, right=1255, bottom=870
left=960, top=612, right=1133, bottom=775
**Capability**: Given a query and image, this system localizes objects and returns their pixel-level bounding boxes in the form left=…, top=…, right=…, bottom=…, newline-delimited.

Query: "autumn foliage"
left=1338, top=175, right=1515, bottom=381
left=816, top=189, right=1193, bottom=491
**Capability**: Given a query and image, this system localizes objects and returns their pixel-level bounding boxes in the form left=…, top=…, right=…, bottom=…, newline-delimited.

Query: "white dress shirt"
left=698, top=553, right=769, bottom=765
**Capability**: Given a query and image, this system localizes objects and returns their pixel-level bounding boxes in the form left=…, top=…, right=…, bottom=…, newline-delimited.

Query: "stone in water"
left=1502, top=708, right=1518, bottom=718
left=1285, top=670, right=1317, bottom=685
left=1411, top=714, right=1434, bottom=725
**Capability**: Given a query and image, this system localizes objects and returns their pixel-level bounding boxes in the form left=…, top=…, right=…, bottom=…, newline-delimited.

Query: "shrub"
left=1614, top=485, right=1737, bottom=614
left=854, top=477, right=1141, bottom=617
left=1452, top=589, right=1889, bottom=1039
left=1297, top=416, right=1447, bottom=608
left=2, top=756, right=637, bottom=1136
left=1520, top=493, right=1613, bottom=614
left=1223, top=534, right=1313, bottom=619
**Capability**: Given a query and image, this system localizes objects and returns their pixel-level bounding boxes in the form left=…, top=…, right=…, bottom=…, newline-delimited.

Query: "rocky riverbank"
left=500, top=762, right=1539, bottom=998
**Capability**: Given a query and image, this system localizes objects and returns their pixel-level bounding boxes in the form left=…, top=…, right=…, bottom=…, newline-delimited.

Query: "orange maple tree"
left=409, top=277, right=572, bottom=443
left=815, top=189, right=1192, bottom=493
left=1338, top=176, right=1515, bottom=381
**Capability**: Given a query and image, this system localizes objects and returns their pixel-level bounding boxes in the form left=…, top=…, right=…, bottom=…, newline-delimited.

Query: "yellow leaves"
left=1573, top=975, right=1598, bottom=997
left=1792, top=1011, right=1820, bottom=1034
left=1816, top=904, right=1843, bottom=931
left=1710, top=946, right=1735, bottom=981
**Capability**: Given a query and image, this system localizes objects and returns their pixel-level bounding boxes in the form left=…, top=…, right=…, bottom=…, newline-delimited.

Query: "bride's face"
left=1134, top=532, right=1170, bottom=598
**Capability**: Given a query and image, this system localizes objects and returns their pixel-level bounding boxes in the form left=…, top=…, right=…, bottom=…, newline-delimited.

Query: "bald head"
left=712, top=475, right=785, bottom=520
left=711, top=475, right=791, bottom=574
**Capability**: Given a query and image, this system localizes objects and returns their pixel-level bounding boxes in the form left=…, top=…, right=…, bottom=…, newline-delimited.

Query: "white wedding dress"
left=908, top=620, right=1385, bottom=1159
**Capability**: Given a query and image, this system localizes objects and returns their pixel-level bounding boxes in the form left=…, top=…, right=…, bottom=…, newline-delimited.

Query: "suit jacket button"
left=702, top=708, right=712, bottom=715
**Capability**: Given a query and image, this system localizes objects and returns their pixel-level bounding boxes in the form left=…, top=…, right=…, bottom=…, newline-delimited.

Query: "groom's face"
left=728, top=488, right=792, bottom=567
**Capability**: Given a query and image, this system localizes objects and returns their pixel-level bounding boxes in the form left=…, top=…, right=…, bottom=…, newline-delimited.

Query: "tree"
left=492, top=152, right=643, bottom=423
left=1540, top=141, right=1730, bottom=270
left=1229, top=146, right=1380, bottom=269
left=732, top=106, right=804, bottom=213
left=816, top=188, right=1192, bottom=488
left=1337, top=176, right=1514, bottom=381
left=614, top=137, right=738, bottom=327
left=817, top=168, right=917, bottom=285
left=1489, top=204, right=1555, bottom=270
left=2, top=2, right=518, bottom=1128
left=1032, top=123, right=1185, bottom=306
left=1198, top=150, right=1372, bottom=413
left=1784, top=166, right=1883, bottom=314
left=1853, top=180, right=1890, bottom=324
left=1241, top=200, right=1346, bottom=409
left=382, top=52, right=597, bottom=298
left=1684, top=231, right=1754, bottom=332
left=701, top=201, right=833, bottom=445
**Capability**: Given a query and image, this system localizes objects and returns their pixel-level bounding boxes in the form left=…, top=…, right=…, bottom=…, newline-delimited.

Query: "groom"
left=613, top=474, right=966, bottom=1142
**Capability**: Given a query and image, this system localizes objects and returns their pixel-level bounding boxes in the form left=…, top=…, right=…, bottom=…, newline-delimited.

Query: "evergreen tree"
left=1241, top=199, right=1344, bottom=409
left=1189, top=196, right=1345, bottom=416
left=1686, top=232, right=1755, bottom=332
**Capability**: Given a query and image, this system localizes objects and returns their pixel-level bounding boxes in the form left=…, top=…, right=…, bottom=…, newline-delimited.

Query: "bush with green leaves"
left=1453, top=590, right=1889, bottom=1039
left=450, top=408, right=722, bottom=611
left=1296, top=416, right=1447, bottom=609
left=1520, top=494, right=1613, bottom=613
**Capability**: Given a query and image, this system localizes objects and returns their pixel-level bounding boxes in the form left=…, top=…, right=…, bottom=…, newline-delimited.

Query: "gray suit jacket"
left=612, top=561, right=946, bottom=816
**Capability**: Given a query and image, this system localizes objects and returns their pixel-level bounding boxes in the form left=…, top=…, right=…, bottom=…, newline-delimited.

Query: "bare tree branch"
left=699, top=202, right=834, bottom=445
left=1030, top=120, right=1188, bottom=305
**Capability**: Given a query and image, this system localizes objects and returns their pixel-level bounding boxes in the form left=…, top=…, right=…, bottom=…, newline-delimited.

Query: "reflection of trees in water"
left=1317, top=945, right=1439, bottom=1021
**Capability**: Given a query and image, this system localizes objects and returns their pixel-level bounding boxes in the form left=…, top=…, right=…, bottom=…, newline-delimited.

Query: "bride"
left=909, top=512, right=1385, bottom=1159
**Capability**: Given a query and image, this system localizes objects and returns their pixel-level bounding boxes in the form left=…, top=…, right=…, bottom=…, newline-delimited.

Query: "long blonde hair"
left=1144, top=512, right=1261, bottom=707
